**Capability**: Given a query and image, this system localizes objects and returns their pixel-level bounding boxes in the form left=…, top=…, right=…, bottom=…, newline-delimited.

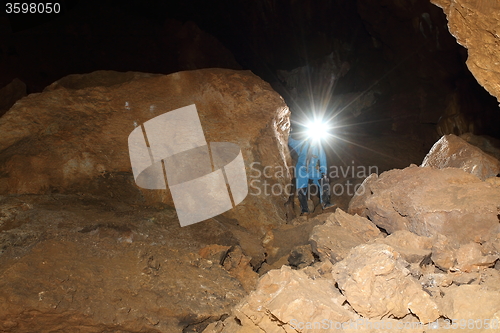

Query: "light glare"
left=306, top=120, right=329, bottom=141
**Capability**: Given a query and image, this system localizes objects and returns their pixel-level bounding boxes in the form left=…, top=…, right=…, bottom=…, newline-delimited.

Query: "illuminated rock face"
left=421, top=134, right=500, bottom=180
left=0, top=69, right=291, bottom=231
left=349, top=165, right=500, bottom=246
left=432, top=0, right=500, bottom=103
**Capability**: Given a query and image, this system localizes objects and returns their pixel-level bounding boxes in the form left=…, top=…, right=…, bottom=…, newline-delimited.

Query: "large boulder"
left=0, top=69, right=291, bottom=231
left=431, top=0, right=500, bottom=102
left=348, top=165, right=500, bottom=248
left=421, top=134, right=500, bottom=180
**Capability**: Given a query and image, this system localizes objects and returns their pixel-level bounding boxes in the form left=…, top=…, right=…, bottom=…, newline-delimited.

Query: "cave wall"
left=178, top=0, right=500, bottom=139
left=2, top=0, right=499, bottom=140
left=432, top=0, right=500, bottom=104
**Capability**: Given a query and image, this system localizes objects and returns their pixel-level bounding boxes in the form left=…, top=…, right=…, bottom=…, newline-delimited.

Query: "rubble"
left=347, top=165, right=500, bottom=248
left=309, top=209, right=382, bottom=263
left=332, top=243, right=440, bottom=323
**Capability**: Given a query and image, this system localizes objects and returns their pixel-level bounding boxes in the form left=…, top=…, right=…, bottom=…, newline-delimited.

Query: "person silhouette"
left=288, top=127, right=334, bottom=215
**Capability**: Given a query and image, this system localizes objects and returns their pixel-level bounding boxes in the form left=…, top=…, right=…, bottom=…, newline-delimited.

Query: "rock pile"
left=204, top=135, right=500, bottom=333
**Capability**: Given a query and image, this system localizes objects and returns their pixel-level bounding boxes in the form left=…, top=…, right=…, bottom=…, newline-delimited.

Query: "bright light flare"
left=306, top=120, right=330, bottom=141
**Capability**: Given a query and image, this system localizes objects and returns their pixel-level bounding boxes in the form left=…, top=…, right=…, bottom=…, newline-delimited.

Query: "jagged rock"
left=431, top=0, right=500, bottom=103
left=309, top=209, right=382, bottom=263
left=207, top=265, right=358, bottom=333
left=0, top=78, right=26, bottom=117
left=455, top=242, right=498, bottom=273
left=332, top=243, right=440, bottom=323
left=0, top=69, right=291, bottom=232
left=374, top=230, right=433, bottom=264
left=421, top=134, right=500, bottom=180
left=347, top=165, right=500, bottom=248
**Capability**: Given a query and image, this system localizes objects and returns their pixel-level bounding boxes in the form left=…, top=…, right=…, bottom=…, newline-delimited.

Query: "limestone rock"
left=431, top=0, right=500, bottom=103
left=309, top=209, right=382, bottom=263
left=421, top=134, right=500, bottom=180
left=222, top=265, right=358, bottom=332
left=0, top=78, right=26, bottom=117
left=349, top=165, right=500, bottom=248
left=374, top=230, right=433, bottom=264
left=437, top=285, right=500, bottom=332
left=332, top=243, right=440, bottom=323
left=455, top=242, right=498, bottom=273
left=0, top=69, right=291, bottom=231
left=431, top=234, right=458, bottom=271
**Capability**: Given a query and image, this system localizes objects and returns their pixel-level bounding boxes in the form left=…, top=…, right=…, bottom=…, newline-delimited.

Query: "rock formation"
left=431, top=0, right=500, bottom=103
left=0, top=69, right=291, bottom=232
left=204, top=136, right=500, bottom=333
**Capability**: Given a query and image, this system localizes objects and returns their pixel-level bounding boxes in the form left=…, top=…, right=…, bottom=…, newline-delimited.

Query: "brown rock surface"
left=0, top=69, right=291, bottom=231
left=431, top=234, right=459, bottom=271
left=421, top=134, right=500, bottom=180
left=332, top=243, right=440, bottom=323
left=221, top=245, right=259, bottom=293
left=347, top=165, right=500, bottom=247
left=431, top=0, right=500, bottom=102
left=374, top=230, right=433, bottom=264
left=0, top=194, right=250, bottom=333
left=206, top=265, right=358, bottom=333
left=455, top=242, right=498, bottom=272
left=436, top=285, right=500, bottom=332
left=309, top=208, right=382, bottom=263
